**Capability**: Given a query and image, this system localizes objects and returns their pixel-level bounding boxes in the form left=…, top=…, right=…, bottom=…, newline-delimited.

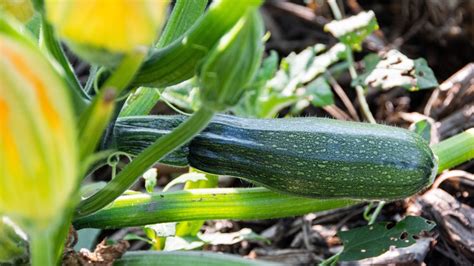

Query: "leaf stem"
left=368, top=201, right=385, bottom=225
left=327, top=0, right=376, bottom=124
left=75, top=107, right=215, bottom=218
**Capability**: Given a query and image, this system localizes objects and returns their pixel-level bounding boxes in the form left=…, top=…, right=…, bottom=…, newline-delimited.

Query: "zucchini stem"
left=75, top=107, right=215, bottom=218
left=432, top=128, right=474, bottom=173
left=73, top=187, right=358, bottom=229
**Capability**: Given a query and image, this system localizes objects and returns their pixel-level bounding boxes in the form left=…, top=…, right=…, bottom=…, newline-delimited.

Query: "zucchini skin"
left=114, top=115, right=437, bottom=200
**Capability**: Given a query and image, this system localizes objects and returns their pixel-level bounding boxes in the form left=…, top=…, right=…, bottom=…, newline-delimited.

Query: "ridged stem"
left=73, top=188, right=358, bottom=229
left=432, top=128, right=474, bottom=173
left=75, top=107, right=215, bottom=218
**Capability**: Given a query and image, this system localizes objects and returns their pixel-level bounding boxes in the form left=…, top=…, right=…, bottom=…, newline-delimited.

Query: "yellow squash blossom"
left=44, top=0, right=169, bottom=65
left=0, top=0, right=34, bottom=22
left=0, top=29, right=78, bottom=229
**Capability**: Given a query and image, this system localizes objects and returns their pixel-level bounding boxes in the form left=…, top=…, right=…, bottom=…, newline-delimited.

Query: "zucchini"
left=113, top=115, right=437, bottom=200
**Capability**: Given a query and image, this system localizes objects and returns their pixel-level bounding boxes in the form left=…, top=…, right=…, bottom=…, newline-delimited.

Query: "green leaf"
left=257, top=94, right=299, bottom=118
left=306, top=77, right=334, bottom=107
left=324, top=11, right=379, bottom=50
left=413, top=58, right=438, bottom=90
left=409, top=119, right=432, bottom=142
left=338, top=216, right=436, bottom=261
left=233, top=44, right=345, bottom=118
left=251, top=51, right=279, bottom=88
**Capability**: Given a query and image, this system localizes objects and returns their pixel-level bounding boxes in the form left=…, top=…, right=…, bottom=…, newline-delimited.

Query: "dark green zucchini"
left=113, top=115, right=437, bottom=200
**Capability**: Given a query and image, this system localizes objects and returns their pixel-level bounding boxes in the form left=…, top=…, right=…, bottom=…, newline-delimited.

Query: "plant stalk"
left=30, top=228, right=53, bottom=266
left=432, top=128, right=474, bottom=173
left=74, top=187, right=358, bottom=229
left=75, top=107, right=215, bottom=218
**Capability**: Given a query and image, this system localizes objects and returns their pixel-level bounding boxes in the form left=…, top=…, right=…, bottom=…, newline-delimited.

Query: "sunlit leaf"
left=163, top=228, right=267, bottom=251
left=199, top=228, right=269, bottom=245
left=353, top=50, right=438, bottom=91
left=145, top=222, right=177, bottom=238
left=163, top=173, right=208, bottom=192
left=324, top=11, right=378, bottom=50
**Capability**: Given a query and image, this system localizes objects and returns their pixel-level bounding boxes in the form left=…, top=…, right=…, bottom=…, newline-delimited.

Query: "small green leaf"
left=251, top=51, right=279, bottom=88
left=306, top=77, right=334, bottom=107
left=409, top=119, right=432, bottom=142
left=338, top=216, right=436, bottom=261
left=413, top=58, right=438, bottom=90
left=325, top=11, right=379, bottom=50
